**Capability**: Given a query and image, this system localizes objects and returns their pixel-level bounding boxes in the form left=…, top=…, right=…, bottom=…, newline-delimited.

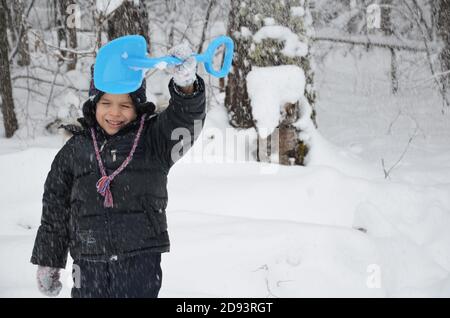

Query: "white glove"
left=167, top=41, right=197, bottom=87
left=36, top=265, right=62, bottom=297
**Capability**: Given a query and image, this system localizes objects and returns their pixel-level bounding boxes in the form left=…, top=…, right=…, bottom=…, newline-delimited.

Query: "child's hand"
left=36, top=265, right=62, bottom=297
left=167, top=41, right=197, bottom=87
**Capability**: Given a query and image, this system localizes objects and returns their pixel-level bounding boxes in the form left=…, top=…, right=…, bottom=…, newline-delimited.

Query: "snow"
left=263, top=18, right=276, bottom=26
left=367, top=4, right=381, bottom=30
left=246, top=65, right=306, bottom=138
left=291, top=6, right=305, bottom=17
left=1, top=143, right=450, bottom=297
left=240, top=27, right=252, bottom=39
left=155, top=61, right=168, bottom=70
left=96, top=0, right=125, bottom=16
left=253, top=25, right=309, bottom=57
left=1, top=7, right=450, bottom=298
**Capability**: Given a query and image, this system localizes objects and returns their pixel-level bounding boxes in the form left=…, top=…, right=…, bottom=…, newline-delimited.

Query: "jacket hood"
left=59, top=99, right=156, bottom=138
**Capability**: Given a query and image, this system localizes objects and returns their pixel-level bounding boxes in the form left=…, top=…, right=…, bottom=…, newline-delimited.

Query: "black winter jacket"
left=31, top=77, right=206, bottom=268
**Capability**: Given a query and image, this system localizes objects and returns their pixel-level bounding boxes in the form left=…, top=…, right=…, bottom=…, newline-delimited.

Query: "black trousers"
left=71, top=253, right=162, bottom=298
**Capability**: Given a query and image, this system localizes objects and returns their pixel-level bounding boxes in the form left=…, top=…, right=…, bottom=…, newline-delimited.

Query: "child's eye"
left=121, top=104, right=132, bottom=108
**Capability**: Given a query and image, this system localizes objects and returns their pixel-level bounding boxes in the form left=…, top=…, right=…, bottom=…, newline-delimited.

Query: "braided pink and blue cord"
left=90, top=115, right=146, bottom=208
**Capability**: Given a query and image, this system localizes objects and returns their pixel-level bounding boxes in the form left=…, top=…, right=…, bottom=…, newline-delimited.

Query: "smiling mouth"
left=106, top=119, right=125, bottom=127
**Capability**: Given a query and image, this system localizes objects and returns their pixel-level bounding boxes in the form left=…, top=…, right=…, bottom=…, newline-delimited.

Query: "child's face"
left=95, top=93, right=137, bottom=135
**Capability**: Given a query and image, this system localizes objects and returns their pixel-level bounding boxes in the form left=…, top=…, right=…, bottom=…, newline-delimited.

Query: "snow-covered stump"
left=247, top=65, right=315, bottom=165
left=225, top=0, right=317, bottom=165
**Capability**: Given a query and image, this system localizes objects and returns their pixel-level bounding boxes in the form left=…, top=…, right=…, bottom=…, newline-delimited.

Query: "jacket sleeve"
left=147, top=75, right=206, bottom=170
left=30, top=138, right=75, bottom=269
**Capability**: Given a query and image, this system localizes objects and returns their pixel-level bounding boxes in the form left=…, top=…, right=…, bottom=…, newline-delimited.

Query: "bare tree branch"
left=12, top=75, right=89, bottom=92
left=312, top=35, right=428, bottom=52
left=45, top=63, right=61, bottom=116
left=197, top=0, right=216, bottom=54
left=402, top=0, right=450, bottom=109
left=28, top=29, right=96, bottom=57
left=382, top=127, right=418, bottom=179
left=8, top=0, right=35, bottom=62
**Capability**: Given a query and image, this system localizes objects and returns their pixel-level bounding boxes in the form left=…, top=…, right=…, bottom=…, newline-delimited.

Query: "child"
left=30, top=42, right=205, bottom=298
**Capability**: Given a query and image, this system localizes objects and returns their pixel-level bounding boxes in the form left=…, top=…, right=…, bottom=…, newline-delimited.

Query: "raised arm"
left=147, top=76, right=206, bottom=170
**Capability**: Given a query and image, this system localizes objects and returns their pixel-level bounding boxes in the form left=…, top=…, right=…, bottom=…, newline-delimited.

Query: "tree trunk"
left=224, top=0, right=256, bottom=129
left=436, top=0, right=450, bottom=89
left=66, top=1, right=78, bottom=71
left=381, top=0, right=398, bottom=94
left=55, top=0, right=66, bottom=62
left=5, top=1, right=15, bottom=49
left=93, top=1, right=103, bottom=52
left=13, top=0, right=30, bottom=67
left=0, top=0, right=19, bottom=137
left=380, top=0, right=397, bottom=93
left=54, top=0, right=78, bottom=70
left=107, top=0, right=150, bottom=46
left=197, top=0, right=216, bottom=53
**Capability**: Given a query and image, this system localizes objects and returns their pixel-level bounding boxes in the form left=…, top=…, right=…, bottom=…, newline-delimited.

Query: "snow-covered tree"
left=225, top=0, right=317, bottom=165
left=225, top=0, right=253, bottom=129
left=0, top=0, right=18, bottom=138
left=107, top=0, right=150, bottom=45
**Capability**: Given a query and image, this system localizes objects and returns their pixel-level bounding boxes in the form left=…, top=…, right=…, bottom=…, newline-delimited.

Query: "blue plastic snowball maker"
left=94, top=35, right=234, bottom=94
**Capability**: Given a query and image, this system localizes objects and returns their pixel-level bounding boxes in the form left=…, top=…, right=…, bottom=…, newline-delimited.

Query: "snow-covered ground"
left=1, top=42, right=450, bottom=297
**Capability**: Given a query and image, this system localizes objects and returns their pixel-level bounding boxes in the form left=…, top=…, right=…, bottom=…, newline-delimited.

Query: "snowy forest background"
left=1, top=0, right=450, bottom=297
